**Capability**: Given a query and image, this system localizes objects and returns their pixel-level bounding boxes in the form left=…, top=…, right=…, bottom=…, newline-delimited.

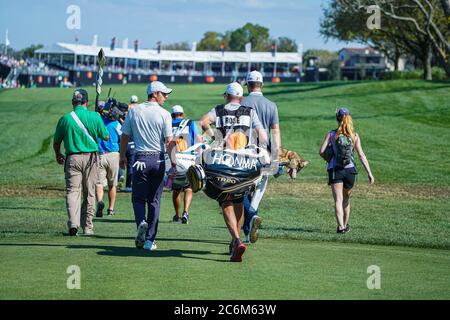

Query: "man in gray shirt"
left=242, top=71, right=282, bottom=244
left=120, top=81, right=177, bottom=251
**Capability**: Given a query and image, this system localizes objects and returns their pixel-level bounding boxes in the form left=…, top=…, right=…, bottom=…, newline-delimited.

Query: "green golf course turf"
left=0, top=80, right=449, bottom=299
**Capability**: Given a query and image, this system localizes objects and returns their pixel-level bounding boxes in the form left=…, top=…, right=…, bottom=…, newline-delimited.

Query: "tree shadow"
left=264, top=81, right=360, bottom=97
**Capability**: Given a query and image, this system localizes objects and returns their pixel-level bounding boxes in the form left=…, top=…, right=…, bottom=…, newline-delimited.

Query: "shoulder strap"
left=70, top=111, right=96, bottom=144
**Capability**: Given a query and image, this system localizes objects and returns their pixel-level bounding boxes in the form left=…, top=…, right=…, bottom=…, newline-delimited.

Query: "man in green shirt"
left=53, top=89, right=109, bottom=236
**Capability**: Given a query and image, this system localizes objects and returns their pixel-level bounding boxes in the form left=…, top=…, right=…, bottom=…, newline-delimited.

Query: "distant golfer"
left=53, top=89, right=109, bottom=236
left=120, top=81, right=177, bottom=251
left=319, top=107, right=375, bottom=233
left=95, top=102, right=123, bottom=217
left=170, top=105, right=202, bottom=224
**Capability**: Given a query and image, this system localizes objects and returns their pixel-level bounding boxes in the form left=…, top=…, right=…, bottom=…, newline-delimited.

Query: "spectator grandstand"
left=33, top=42, right=302, bottom=86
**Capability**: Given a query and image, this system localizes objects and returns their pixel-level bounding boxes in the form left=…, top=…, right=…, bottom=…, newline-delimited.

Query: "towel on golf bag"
left=187, top=147, right=263, bottom=203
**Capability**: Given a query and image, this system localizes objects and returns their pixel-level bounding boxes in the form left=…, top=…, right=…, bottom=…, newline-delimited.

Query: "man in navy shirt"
left=96, top=106, right=122, bottom=217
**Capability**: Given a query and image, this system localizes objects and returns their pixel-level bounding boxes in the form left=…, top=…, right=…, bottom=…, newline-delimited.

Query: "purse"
left=322, top=144, right=333, bottom=163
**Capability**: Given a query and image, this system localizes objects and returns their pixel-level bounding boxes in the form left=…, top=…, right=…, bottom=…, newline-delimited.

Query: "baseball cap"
left=147, top=81, right=173, bottom=95
left=171, top=105, right=184, bottom=114
left=336, top=107, right=351, bottom=119
left=72, top=89, right=89, bottom=103
left=224, top=82, right=244, bottom=97
left=246, top=71, right=264, bottom=84
left=130, top=95, right=138, bottom=103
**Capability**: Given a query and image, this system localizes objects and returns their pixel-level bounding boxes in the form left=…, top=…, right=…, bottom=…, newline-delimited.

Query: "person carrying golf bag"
left=198, top=82, right=268, bottom=262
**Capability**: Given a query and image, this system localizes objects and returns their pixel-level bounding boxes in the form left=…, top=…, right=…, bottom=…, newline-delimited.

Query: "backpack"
left=334, top=132, right=353, bottom=168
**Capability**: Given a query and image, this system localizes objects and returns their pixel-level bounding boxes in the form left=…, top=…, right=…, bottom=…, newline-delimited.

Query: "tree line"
left=163, top=23, right=298, bottom=53
left=320, top=0, right=450, bottom=80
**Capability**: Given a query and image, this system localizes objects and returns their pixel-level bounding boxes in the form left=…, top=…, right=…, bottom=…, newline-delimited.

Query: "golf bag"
left=187, top=147, right=264, bottom=203
left=164, top=143, right=204, bottom=190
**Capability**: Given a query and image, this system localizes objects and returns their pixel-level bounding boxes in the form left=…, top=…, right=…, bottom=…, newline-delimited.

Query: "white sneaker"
left=135, top=221, right=148, bottom=249
left=249, top=215, right=263, bottom=244
left=144, top=240, right=157, bottom=251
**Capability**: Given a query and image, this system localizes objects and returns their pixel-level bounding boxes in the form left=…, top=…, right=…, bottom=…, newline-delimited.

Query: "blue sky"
left=0, top=0, right=361, bottom=51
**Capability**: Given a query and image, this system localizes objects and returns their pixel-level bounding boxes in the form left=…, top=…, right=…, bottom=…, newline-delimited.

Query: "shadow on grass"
left=0, top=242, right=228, bottom=262
left=301, top=84, right=450, bottom=101
left=91, top=234, right=229, bottom=246
left=264, top=81, right=361, bottom=96
left=94, top=219, right=135, bottom=224
left=0, top=206, right=60, bottom=212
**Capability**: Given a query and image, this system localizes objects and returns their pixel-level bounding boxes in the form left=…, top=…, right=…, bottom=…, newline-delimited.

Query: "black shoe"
left=172, top=215, right=181, bottom=223
left=344, top=224, right=351, bottom=233
left=96, top=201, right=105, bottom=218
left=107, top=209, right=115, bottom=216
left=69, top=227, right=78, bottom=236
left=337, top=226, right=346, bottom=234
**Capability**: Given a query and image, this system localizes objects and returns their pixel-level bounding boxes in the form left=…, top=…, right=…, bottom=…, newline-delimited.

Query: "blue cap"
left=336, top=107, right=350, bottom=119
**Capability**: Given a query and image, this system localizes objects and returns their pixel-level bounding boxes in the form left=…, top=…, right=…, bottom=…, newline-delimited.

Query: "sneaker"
left=344, top=224, right=352, bottom=233
left=172, top=215, right=181, bottom=223
left=96, top=201, right=105, bottom=218
left=69, top=227, right=78, bottom=236
left=249, top=215, right=263, bottom=243
left=135, top=221, right=148, bottom=249
left=118, top=176, right=125, bottom=190
left=337, top=226, right=346, bottom=234
left=83, top=229, right=94, bottom=236
left=230, top=239, right=246, bottom=262
left=107, top=209, right=115, bottom=216
left=144, top=240, right=157, bottom=251
left=244, top=234, right=251, bottom=244
left=181, top=211, right=189, bottom=224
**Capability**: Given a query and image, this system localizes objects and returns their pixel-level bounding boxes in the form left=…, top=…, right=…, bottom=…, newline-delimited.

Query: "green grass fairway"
left=0, top=80, right=449, bottom=299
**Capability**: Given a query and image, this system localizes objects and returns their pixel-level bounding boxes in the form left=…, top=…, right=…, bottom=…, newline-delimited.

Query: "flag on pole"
left=157, top=41, right=162, bottom=54
left=5, top=29, right=10, bottom=47
left=122, top=38, right=129, bottom=49
left=92, top=34, right=98, bottom=47
left=134, top=40, right=139, bottom=52
left=245, top=42, right=252, bottom=54
left=111, top=37, right=116, bottom=51
left=271, top=43, right=277, bottom=57
left=191, top=41, right=197, bottom=53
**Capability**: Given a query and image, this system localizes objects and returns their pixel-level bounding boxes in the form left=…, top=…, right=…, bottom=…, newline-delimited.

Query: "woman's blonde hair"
left=335, top=114, right=356, bottom=143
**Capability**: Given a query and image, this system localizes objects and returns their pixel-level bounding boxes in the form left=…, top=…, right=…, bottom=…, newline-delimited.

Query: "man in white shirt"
left=120, top=81, right=177, bottom=251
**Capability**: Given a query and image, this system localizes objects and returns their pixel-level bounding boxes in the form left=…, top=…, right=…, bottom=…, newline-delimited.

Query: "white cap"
left=171, top=105, right=184, bottom=114
left=147, top=81, right=173, bottom=95
left=246, top=71, right=264, bottom=83
left=224, top=82, right=244, bottom=97
left=130, top=95, right=138, bottom=103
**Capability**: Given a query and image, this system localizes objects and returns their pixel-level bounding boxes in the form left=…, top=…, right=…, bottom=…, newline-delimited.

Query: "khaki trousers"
left=64, top=153, right=99, bottom=231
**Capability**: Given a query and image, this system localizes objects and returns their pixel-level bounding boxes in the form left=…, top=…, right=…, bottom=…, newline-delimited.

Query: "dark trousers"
left=243, top=194, right=257, bottom=236
left=126, top=142, right=136, bottom=189
left=132, top=152, right=165, bottom=242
